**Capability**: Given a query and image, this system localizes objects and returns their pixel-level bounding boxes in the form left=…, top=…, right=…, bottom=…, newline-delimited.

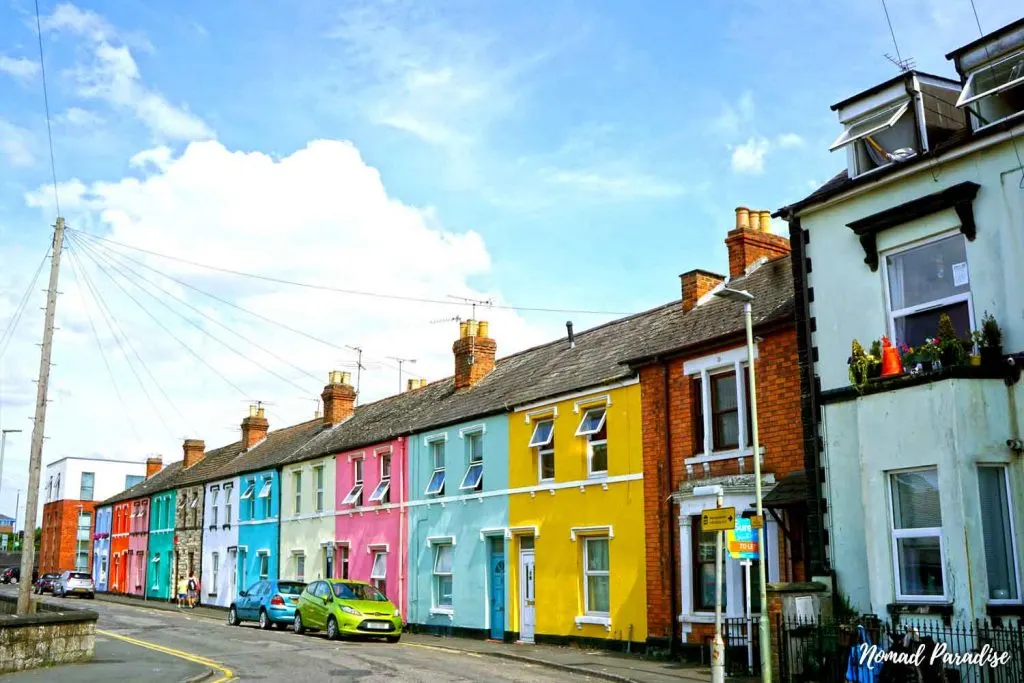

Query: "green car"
left=293, top=579, right=403, bottom=642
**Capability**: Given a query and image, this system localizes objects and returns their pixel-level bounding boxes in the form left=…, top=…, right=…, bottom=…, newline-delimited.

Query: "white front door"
left=228, top=549, right=236, bottom=600
left=519, top=550, right=536, bottom=643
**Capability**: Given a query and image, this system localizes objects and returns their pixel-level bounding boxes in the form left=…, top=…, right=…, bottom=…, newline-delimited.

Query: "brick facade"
left=173, top=484, right=204, bottom=594
left=39, top=499, right=96, bottom=574
left=639, top=327, right=807, bottom=649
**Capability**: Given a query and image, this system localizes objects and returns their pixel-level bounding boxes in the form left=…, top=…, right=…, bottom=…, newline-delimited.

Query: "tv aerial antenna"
left=446, top=295, right=493, bottom=320
left=884, top=52, right=915, bottom=73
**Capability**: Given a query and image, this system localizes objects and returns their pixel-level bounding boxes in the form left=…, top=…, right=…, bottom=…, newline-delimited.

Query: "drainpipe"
left=275, top=470, right=282, bottom=583
left=662, top=360, right=681, bottom=653
left=398, top=437, right=406, bottom=617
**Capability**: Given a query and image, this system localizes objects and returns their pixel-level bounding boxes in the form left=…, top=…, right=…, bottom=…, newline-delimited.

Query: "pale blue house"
left=92, top=505, right=112, bottom=591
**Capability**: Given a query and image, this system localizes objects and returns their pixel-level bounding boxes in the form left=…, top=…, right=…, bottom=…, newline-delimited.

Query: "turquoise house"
left=146, top=488, right=177, bottom=600
left=406, top=413, right=510, bottom=638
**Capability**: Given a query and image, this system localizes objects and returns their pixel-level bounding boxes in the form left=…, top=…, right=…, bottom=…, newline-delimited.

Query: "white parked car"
left=55, top=571, right=95, bottom=599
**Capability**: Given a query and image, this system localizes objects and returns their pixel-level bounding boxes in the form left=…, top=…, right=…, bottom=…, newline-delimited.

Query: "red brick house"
left=624, top=207, right=808, bottom=655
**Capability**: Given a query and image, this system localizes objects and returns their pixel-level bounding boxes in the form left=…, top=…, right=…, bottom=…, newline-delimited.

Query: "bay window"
left=889, top=468, right=946, bottom=601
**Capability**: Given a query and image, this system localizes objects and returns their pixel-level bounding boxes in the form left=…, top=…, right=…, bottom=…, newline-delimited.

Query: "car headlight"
left=340, top=605, right=362, bottom=616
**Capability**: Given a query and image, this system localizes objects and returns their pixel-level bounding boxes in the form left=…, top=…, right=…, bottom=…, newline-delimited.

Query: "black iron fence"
left=724, top=616, right=762, bottom=677
left=777, top=615, right=1024, bottom=683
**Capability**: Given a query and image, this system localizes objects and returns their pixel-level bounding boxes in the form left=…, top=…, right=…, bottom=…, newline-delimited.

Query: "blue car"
left=227, top=579, right=306, bottom=630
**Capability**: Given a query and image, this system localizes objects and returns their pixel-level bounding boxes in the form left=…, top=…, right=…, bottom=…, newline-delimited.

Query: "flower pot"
left=981, top=346, right=1003, bottom=367
left=940, top=346, right=961, bottom=367
left=867, top=363, right=882, bottom=379
left=970, top=355, right=981, bottom=366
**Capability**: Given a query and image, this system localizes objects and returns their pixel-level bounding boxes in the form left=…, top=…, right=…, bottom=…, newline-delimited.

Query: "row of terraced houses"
left=67, top=17, right=1024, bottom=660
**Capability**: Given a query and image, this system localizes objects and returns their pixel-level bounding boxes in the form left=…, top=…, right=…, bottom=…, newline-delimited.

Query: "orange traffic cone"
left=881, top=336, right=903, bottom=377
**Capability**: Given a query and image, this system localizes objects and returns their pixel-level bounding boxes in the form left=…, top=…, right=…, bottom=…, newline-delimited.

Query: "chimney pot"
left=467, top=320, right=479, bottom=337
left=145, top=456, right=163, bottom=479
left=759, top=211, right=773, bottom=233
left=748, top=210, right=761, bottom=232
left=566, top=321, right=575, bottom=349
left=735, top=207, right=750, bottom=231
left=477, top=320, right=489, bottom=338
left=459, top=321, right=469, bottom=339
left=249, top=404, right=257, bottom=418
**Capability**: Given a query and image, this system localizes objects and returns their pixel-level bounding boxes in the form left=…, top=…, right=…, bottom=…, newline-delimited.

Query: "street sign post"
left=701, top=507, right=736, bottom=532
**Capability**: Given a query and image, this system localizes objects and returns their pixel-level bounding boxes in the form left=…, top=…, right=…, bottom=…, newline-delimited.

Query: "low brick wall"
left=0, top=595, right=98, bottom=673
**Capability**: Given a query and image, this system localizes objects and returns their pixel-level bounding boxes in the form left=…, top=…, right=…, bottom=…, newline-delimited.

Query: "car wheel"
left=87, top=593, right=94, bottom=600
left=293, top=612, right=305, bottom=635
left=259, top=609, right=271, bottom=630
left=386, top=635, right=401, bottom=644
left=325, top=617, right=339, bottom=641
left=227, top=607, right=240, bottom=626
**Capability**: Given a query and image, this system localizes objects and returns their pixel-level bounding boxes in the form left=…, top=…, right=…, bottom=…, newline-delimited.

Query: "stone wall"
left=174, top=484, right=204, bottom=594
left=0, top=596, right=97, bottom=673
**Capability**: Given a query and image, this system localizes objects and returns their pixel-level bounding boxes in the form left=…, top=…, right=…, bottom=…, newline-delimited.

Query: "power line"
left=71, top=232, right=315, bottom=398
left=72, top=233, right=324, bottom=389
left=880, top=0, right=903, bottom=68
left=64, top=241, right=180, bottom=439
left=968, top=0, right=983, bottom=35
left=0, top=249, right=50, bottom=362
left=70, top=230, right=419, bottom=377
left=66, top=228, right=633, bottom=316
left=64, top=244, right=143, bottom=443
left=33, top=0, right=60, bottom=217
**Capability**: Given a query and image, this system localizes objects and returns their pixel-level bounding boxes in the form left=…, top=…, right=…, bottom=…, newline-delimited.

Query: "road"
left=0, top=585, right=594, bottom=682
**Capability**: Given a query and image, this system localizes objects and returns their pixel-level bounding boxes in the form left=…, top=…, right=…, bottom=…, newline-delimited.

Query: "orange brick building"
left=624, top=208, right=808, bottom=655
left=38, top=456, right=148, bottom=574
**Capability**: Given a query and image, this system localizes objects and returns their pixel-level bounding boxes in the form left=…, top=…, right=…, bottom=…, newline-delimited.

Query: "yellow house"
left=507, top=380, right=646, bottom=647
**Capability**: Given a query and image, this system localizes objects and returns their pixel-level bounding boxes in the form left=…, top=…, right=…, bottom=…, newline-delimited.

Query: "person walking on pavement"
left=187, top=572, right=198, bottom=608
left=176, top=575, right=188, bottom=608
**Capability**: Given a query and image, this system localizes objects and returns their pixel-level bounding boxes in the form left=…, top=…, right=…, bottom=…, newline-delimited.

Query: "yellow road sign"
left=750, top=515, right=764, bottom=530
left=701, top=507, right=736, bottom=532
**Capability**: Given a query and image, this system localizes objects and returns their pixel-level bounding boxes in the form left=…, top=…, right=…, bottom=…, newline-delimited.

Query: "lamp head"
left=713, top=287, right=754, bottom=304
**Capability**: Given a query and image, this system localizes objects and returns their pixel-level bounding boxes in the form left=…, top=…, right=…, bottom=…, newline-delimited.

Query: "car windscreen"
left=332, top=582, right=387, bottom=602
left=43, top=574, right=60, bottom=579
left=277, top=582, right=305, bottom=595
left=69, top=573, right=91, bottom=580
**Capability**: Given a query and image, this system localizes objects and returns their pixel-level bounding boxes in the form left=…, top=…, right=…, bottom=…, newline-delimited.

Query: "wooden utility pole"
left=17, top=217, right=65, bottom=614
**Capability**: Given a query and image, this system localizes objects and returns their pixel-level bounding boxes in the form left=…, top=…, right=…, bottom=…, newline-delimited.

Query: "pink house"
left=126, top=497, right=149, bottom=597
left=334, top=436, right=408, bottom=613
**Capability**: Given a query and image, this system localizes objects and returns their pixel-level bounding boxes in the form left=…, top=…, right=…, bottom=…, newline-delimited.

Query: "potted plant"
left=918, top=338, right=942, bottom=372
left=868, top=339, right=883, bottom=379
left=848, top=339, right=876, bottom=391
left=936, top=313, right=967, bottom=367
left=969, top=330, right=983, bottom=366
left=980, top=311, right=1003, bottom=367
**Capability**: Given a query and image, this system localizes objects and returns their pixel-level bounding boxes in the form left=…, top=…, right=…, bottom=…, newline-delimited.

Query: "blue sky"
left=0, top=0, right=1020, bottom=524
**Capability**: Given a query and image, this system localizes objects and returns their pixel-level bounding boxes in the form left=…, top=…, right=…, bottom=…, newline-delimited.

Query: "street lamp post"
left=714, top=287, right=771, bottom=682
left=693, top=484, right=726, bottom=683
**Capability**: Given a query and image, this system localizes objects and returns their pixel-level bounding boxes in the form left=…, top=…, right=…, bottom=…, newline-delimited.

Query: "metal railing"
left=776, top=614, right=1024, bottom=683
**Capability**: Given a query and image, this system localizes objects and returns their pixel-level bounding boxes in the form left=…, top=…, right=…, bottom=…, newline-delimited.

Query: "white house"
left=777, top=18, right=1024, bottom=623
left=202, top=475, right=240, bottom=608
left=43, top=456, right=148, bottom=506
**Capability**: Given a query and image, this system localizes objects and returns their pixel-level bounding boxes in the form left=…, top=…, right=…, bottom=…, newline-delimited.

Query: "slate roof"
left=762, top=470, right=808, bottom=507
left=214, top=419, right=325, bottom=478
left=100, top=460, right=186, bottom=506
left=174, top=439, right=243, bottom=489
left=622, top=255, right=795, bottom=365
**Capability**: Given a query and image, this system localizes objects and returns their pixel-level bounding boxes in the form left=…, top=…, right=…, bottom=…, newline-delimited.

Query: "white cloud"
left=0, top=56, right=39, bottom=81
left=544, top=169, right=685, bottom=200
left=712, top=90, right=755, bottom=136
left=15, top=138, right=547, bottom=492
left=777, top=132, right=805, bottom=148
left=0, top=119, right=34, bottom=167
left=731, top=136, right=770, bottom=175
left=43, top=3, right=213, bottom=142
left=56, top=107, right=105, bottom=127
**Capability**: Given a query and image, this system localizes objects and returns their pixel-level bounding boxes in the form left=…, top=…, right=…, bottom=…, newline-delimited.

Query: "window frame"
left=425, top=441, right=446, bottom=496
left=586, top=422, right=608, bottom=479
left=829, top=100, right=910, bottom=151
left=314, top=465, right=325, bottom=513
left=686, top=348, right=756, bottom=460
left=295, top=552, right=305, bottom=582
left=80, top=472, right=95, bottom=501
left=528, top=419, right=554, bottom=449
left=582, top=536, right=610, bottom=617
left=342, top=459, right=364, bottom=506
left=880, top=231, right=974, bottom=349
left=369, top=454, right=392, bottom=504
left=459, top=431, right=484, bottom=491
left=691, top=514, right=725, bottom=612
left=888, top=467, right=947, bottom=603
left=956, top=49, right=1024, bottom=109
left=258, top=552, right=270, bottom=580
left=537, top=422, right=556, bottom=483
left=575, top=407, right=607, bottom=437
left=370, top=551, right=387, bottom=595
left=432, top=543, right=454, bottom=611
left=977, top=464, right=1022, bottom=605
left=293, top=471, right=302, bottom=515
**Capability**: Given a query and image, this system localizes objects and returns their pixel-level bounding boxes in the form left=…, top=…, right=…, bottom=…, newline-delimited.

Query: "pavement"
left=0, top=585, right=718, bottom=681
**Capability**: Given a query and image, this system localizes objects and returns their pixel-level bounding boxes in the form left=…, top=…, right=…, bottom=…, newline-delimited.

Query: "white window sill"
left=685, top=446, right=764, bottom=465
left=575, top=615, right=611, bottom=631
left=429, top=608, right=454, bottom=618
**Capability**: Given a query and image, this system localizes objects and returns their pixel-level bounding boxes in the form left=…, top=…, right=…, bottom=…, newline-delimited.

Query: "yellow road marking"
left=98, top=629, right=235, bottom=682
left=400, top=642, right=482, bottom=657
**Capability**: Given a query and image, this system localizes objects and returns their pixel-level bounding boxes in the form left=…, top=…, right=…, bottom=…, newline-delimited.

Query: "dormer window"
left=956, top=49, right=1024, bottom=130
left=831, top=99, right=917, bottom=178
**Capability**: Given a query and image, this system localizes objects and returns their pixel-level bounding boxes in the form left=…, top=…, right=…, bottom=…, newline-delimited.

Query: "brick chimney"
left=182, top=439, right=205, bottom=470
left=322, top=371, right=356, bottom=426
left=146, top=456, right=163, bottom=479
left=241, top=404, right=269, bottom=449
left=725, top=207, right=791, bottom=278
left=453, top=320, right=497, bottom=390
left=680, top=269, right=725, bottom=313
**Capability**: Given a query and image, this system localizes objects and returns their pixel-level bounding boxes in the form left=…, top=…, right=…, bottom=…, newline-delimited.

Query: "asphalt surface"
left=0, top=585, right=595, bottom=681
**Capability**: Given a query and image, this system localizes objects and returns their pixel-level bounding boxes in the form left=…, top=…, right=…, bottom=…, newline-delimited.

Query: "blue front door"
left=488, top=545, right=505, bottom=640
